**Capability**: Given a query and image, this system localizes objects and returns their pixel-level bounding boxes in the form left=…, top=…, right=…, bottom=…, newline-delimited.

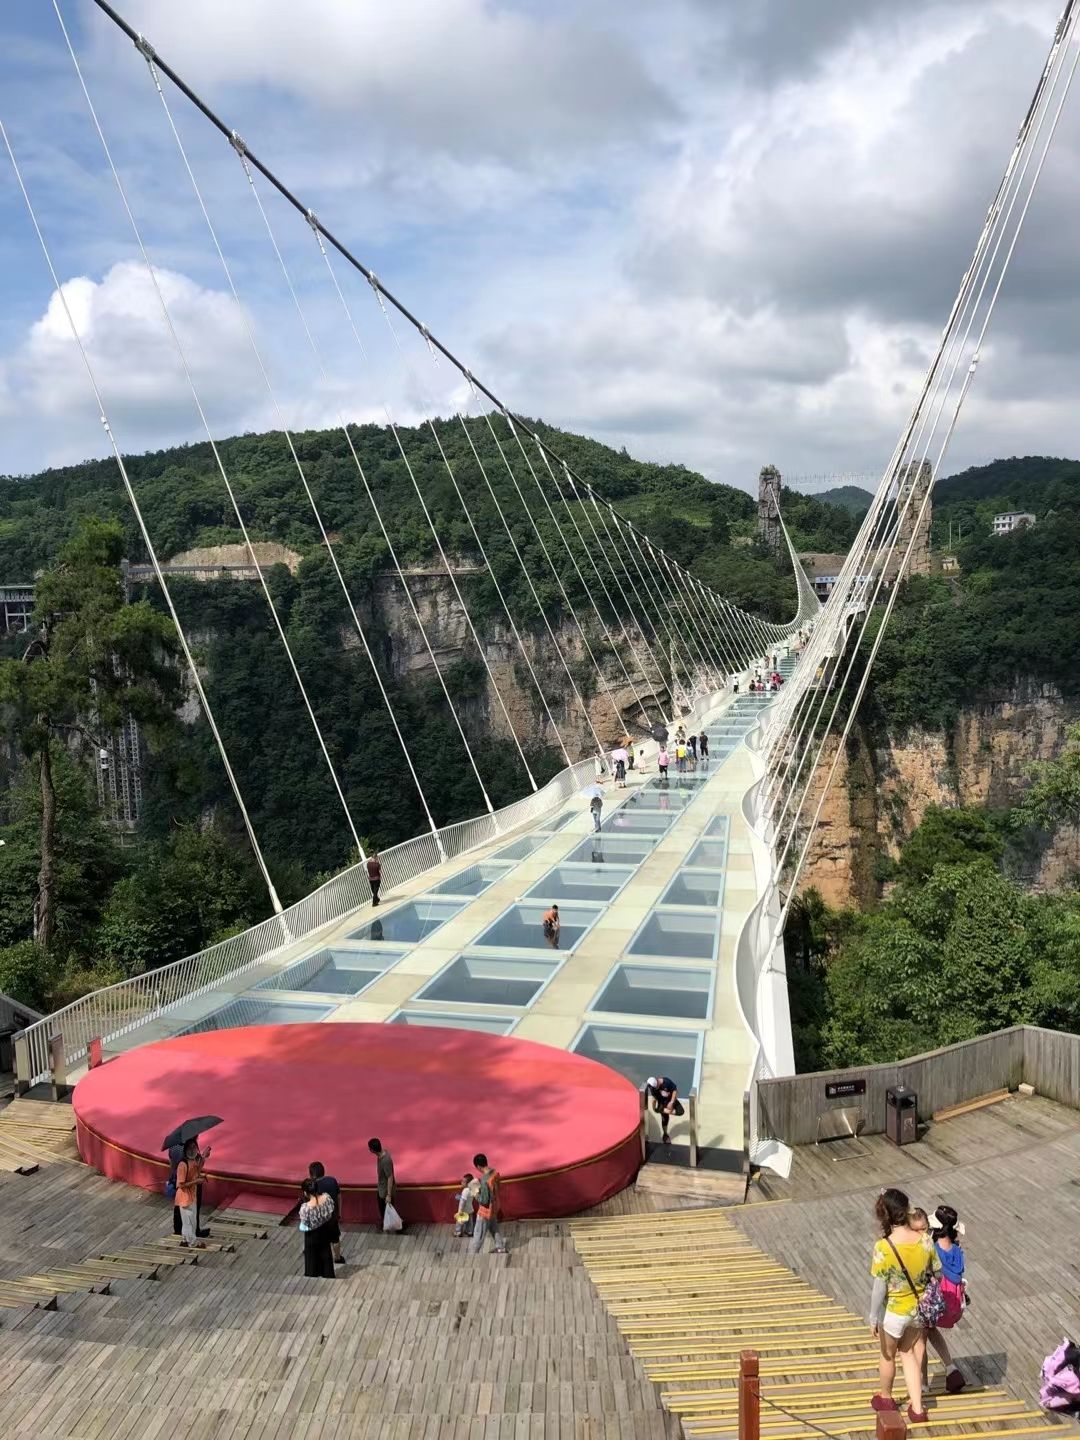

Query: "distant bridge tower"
left=886, top=459, right=932, bottom=581
left=757, top=465, right=783, bottom=554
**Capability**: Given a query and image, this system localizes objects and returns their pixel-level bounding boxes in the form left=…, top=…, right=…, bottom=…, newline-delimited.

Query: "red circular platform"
left=73, top=1023, right=641, bottom=1221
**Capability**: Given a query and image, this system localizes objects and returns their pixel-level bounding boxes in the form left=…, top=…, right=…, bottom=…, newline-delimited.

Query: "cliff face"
left=801, top=680, right=1080, bottom=907
left=365, top=571, right=671, bottom=759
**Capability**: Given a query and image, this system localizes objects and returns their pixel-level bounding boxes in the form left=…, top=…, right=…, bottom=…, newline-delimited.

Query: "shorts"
left=883, top=1309, right=923, bottom=1340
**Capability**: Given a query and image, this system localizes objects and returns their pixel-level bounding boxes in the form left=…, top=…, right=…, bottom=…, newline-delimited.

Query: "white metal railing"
left=15, top=748, right=603, bottom=1087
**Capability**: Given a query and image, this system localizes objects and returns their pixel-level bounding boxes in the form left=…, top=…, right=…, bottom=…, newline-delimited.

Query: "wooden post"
left=876, top=1409, right=907, bottom=1440
left=638, top=1085, right=648, bottom=1161
left=738, top=1351, right=759, bottom=1440
left=688, top=1089, right=699, bottom=1168
left=48, top=1032, right=66, bottom=1101
left=14, top=1032, right=31, bottom=1096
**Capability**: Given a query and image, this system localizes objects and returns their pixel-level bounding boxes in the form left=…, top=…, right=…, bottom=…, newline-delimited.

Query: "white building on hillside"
left=992, top=511, right=1036, bottom=535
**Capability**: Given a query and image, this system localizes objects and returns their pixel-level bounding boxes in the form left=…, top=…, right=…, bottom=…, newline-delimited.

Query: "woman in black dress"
left=299, top=1177, right=336, bottom=1278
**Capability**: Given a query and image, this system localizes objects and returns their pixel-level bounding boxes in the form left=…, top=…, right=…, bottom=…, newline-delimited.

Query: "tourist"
left=453, top=1172, right=476, bottom=1237
left=169, top=1134, right=210, bottom=1239
left=869, top=1186, right=937, bottom=1423
left=470, top=1152, right=508, bottom=1255
left=542, top=903, right=561, bottom=948
left=309, top=1160, right=344, bottom=1265
left=675, top=740, right=687, bottom=773
left=298, top=1177, right=336, bottom=1278
left=699, top=732, right=709, bottom=766
left=368, top=1137, right=398, bottom=1231
left=910, top=1205, right=966, bottom=1392
left=637, top=746, right=647, bottom=773
left=732, top=677, right=740, bottom=695
left=367, top=847, right=382, bottom=907
left=175, top=1138, right=209, bottom=1249
left=688, top=733, right=697, bottom=762
left=658, top=746, right=669, bottom=781
left=590, top=789, right=603, bottom=833
left=613, top=747, right=627, bottom=788
left=645, top=1075, right=684, bottom=1143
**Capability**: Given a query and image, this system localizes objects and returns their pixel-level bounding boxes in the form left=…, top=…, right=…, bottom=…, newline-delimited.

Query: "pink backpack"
left=1041, top=1339, right=1080, bottom=1412
left=937, top=1275, right=965, bottom=1329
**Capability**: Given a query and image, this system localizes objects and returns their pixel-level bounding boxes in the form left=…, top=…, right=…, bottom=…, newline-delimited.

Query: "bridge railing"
left=15, top=747, right=606, bottom=1088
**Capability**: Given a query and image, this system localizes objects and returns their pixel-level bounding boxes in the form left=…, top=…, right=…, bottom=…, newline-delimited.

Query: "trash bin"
left=885, top=1085, right=918, bottom=1147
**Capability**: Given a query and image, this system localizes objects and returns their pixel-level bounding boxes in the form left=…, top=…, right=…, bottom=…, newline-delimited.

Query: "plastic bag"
left=382, top=1202, right=403, bottom=1233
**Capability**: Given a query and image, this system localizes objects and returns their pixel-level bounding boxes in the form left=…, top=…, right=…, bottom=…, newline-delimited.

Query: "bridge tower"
left=757, top=465, right=783, bottom=554
left=886, top=458, right=932, bottom=581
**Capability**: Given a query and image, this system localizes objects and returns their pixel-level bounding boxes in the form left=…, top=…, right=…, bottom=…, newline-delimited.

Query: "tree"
left=1013, top=724, right=1080, bottom=833
left=0, top=519, right=182, bottom=949
left=896, top=805, right=1005, bottom=884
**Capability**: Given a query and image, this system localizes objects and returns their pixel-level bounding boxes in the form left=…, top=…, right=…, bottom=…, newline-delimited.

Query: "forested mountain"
left=931, top=455, right=1080, bottom=546
left=813, top=485, right=874, bottom=516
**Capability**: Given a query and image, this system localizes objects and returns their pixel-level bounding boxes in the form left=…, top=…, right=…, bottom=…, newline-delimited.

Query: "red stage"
left=73, top=1023, right=641, bottom=1221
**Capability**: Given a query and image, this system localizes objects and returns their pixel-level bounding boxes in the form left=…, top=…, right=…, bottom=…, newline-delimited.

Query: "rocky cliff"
left=367, top=570, right=671, bottom=759
left=801, top=680, right=1080, bottom=907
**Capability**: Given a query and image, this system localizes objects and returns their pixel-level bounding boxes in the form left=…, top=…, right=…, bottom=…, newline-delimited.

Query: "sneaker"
left=945, top=1370, right=966, bottom=1394
left=907, top=1406, right=929, bottom=1424
left=196, top=1229, right=211, bottom=1238
left=870, top=1396, right=898, bottom=1413
left=178, top=1240, right=191, bottom=1249
left=192, top=1242, right=207, bottom=1250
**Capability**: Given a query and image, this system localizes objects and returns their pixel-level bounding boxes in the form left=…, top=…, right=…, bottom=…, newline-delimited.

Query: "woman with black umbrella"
left=298, top=1178, right=336, bottom=1278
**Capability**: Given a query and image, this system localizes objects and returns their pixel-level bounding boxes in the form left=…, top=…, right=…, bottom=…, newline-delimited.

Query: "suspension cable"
left=0, top=116, right=285, bottom=920
left=54, top=1, right=367, bottom=873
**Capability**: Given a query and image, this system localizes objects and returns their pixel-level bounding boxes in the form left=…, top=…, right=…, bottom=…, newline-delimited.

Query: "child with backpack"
left=910, top=1205, right=967, bottom=1392
left=453, top=1172, right=476, bottom=1237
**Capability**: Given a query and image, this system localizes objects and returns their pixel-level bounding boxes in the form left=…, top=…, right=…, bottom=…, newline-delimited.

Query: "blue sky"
left=1, top=0, right=1077, bottom=489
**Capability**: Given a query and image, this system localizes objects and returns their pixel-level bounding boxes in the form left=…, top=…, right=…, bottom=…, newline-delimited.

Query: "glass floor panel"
left=178, top=997, right=332, bottom=1034
left=601, top=810, right=675, bottom=834
left=684, top=839, right=729, bottom=869
left=537, top=810, right=576, bottom=833
left=416, top=954, right=559, bottom=1007
left=428, top=862, right=512, bottom=898
left=659, top=871, right=726, bottom=908
left=564, top=835, right=658, bottom=866
left=525, top=863, right=635, bottom=905
left=625, top=790, right=691, bottom=811
left=347, top=898, right=464, bottom=945
left=572, top=1023, right=701, bottom=1093
left=253, top=945, right=399, bottom=995
left=388, top=1010, right=517, bottom=1035
left=627, top=910, right=720, bottom=962
left=472, top=901, right=603, bottom=953
left=591, top=963, right=713, bottom=1020
left=489, top=834, right=551, bottom=862
left=705, top=816, right=731, bottom=838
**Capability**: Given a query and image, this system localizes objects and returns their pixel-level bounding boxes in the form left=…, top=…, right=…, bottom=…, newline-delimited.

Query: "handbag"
left=887, top=1238, right=945, bottom=1326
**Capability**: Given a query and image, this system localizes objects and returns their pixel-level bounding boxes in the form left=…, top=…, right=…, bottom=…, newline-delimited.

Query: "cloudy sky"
left=0, top=0, right=1076, bottom=491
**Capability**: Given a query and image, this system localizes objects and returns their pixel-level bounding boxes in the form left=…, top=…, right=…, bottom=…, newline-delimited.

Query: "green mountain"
left=814, top=485, right=874, bottom=516
left=932, top=455, right=1080, bottom=547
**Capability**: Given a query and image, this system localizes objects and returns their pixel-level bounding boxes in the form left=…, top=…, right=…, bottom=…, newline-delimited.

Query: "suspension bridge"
left=3, top=0, right=1079, bottom=1216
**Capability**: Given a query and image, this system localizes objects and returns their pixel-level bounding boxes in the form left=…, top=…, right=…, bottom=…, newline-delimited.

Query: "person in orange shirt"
left=542, top=904, right=560, bottom=949
left=176, top=1138, right=210, bottom=1249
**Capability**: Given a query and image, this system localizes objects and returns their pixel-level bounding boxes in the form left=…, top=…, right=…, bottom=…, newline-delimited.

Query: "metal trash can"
left=885, top=1085, right=918, bottom=1147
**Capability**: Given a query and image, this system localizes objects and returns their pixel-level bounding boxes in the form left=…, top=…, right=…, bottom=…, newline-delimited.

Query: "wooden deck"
left=1, top=1092, right=1079, bottom=1436
left=736, top=1095, right=1080, bottom=1415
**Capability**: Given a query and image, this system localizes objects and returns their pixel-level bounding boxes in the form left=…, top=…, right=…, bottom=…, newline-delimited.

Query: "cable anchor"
left=133, top=33, right=156, bottom=62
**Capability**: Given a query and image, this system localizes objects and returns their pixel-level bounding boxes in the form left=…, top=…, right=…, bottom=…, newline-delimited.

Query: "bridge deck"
left=87, top=686, right=783, bottom=1157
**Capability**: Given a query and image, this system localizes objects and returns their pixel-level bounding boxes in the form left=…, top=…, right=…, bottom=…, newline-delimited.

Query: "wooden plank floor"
left=736, top=1097, right=1080, bottom=1416
left=0, top=1094, right=79, bottom=1171
left=571, top=1206, right=1065, bottom=1440
left=0, top=1160, right=684, bottom=1439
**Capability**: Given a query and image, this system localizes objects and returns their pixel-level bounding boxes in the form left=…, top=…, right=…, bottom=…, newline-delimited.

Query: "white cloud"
left=3, top=260, right=266, bottom=467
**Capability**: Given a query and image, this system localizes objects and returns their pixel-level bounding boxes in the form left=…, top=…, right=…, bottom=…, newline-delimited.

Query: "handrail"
left=18, top=685, right=735, bottom=1088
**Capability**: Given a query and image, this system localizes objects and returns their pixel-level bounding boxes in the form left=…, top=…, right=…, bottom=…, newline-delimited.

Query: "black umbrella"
left=650, top=723, right=668, bottom=743
left=161, top=1116, right=222, bottom=1152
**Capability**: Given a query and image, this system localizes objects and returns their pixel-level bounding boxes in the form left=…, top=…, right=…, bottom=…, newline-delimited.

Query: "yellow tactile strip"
left=571, top=1208, right=1061, bottom=1440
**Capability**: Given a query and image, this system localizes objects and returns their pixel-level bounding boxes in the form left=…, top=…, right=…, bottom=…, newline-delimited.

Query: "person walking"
left=175, top=1138, right=209, bottom=1249
left=470, top=1152, right=508, bottom=1255
left=309, top=1160, right=344, bottom=1265
left=298, top=1177, right=336, bottom=1278
left=869, top=1186, right=938, bottom=1423
left=367, top=847, right=382, bottom=906
left=368, top=1137, right=398, bottom=1230
left=688, top=733, right=697, bottom=762
left=699, top=732, right=709, bottom=766
left=658, top=746, right=669, bottom=781
left=645, top=1076, right=685, bottom=1143
left=589, top=789, right=603, bottom=833
left=911, top=1205, right=967, bottom=1392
